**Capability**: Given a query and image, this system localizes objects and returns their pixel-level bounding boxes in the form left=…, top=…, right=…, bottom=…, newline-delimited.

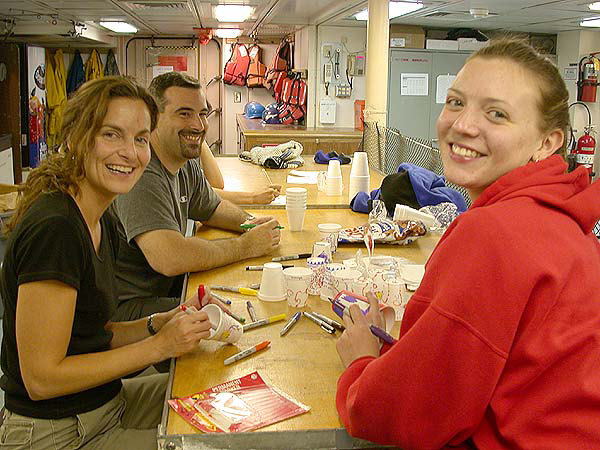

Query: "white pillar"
left=364, top=0, right=389, bottom=127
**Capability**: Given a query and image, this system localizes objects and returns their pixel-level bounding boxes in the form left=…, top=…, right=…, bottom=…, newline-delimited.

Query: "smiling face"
left=153, top=86, right=209, bottom=168
left=81, top=97, right=151, bottom=202
left=436, top=56, right=563, bottom=201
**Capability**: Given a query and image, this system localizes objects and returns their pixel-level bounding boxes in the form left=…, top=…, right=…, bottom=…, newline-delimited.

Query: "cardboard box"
left=390, top=25, right=425, bottom=49
left=458, top=38, right=487, bottom=51
left=426, top=39, right=459, bottom=51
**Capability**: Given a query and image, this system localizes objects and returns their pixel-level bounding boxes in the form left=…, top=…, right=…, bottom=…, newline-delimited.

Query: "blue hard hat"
left=262, top=111, right=281, bottom=124
left=262, top=102, right=279, bottom=119
left=244, top=101, right=265, bottom=119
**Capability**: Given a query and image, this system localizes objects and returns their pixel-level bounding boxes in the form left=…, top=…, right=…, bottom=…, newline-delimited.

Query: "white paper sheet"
left=287, top=175, right=318, bottom=184
left=270, top=195, right=286, bottom=205
left=401, top=73, right=428, bottom=96
left=436, top=74, right=456, bottom=104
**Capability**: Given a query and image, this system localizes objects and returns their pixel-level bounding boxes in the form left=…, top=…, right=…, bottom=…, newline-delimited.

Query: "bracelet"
left=147, top=313, right=158, bottom=335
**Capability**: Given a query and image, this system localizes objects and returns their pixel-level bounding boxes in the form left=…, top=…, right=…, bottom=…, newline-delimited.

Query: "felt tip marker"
left=303, top=312, right=336, bottom=334
left=209, top=291, right=232, bottom=305
left=312, top=312, right=345, bottom=331
left=240, top=223, right=285, bottom=230
left=279, top=312, right=301, bottom=336
left=271, top=253, right=312, bottom=262
left=242, top=314, right=286, bottom=331
left=246, top=265, right=294, bottom=271
left=181, top=305, right=215, bottom=330
left=246, top=301, right=257, bottom=322
left=224, top=340, right=271, bottom=366
left=210, top=285, right=257, bottom=296
left=369, top=324, right=396, bottom=345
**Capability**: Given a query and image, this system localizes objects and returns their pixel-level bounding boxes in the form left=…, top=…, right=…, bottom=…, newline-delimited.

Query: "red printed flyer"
left=168, top=371, right=310, bottom=433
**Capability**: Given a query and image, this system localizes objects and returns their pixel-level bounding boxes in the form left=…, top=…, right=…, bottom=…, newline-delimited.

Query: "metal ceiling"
left=0, top=0, right=598, bottom=45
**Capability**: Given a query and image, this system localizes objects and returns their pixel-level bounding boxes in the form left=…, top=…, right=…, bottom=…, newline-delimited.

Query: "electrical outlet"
left=234, top=91, right=242, bottom=103
left=323, top=44, right=332, bottom=59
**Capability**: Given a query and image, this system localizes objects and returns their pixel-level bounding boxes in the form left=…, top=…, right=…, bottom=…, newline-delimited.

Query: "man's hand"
left=251, top=185, right=282, bottom=204
left=241, top=218, right=281, bottom=257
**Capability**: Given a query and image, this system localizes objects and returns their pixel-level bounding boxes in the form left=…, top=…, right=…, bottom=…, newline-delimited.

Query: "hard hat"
left=244, top=101, right=265, bottom=119
left=261, top=102, right=280, bottom=120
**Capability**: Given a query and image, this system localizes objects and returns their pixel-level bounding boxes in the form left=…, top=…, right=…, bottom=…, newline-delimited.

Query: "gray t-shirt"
left=109, top=149, right=221, bottom=303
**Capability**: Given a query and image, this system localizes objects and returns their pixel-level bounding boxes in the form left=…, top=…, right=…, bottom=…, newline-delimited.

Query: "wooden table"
left=237, top=114, right=363, bottom=155
left=158, top=209, right=439, bottom=449
left=216, top=157, right=385, bottom=209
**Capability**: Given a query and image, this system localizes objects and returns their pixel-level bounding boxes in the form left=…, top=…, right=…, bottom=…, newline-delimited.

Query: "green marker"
left=240, top=224, right=284, bottom=230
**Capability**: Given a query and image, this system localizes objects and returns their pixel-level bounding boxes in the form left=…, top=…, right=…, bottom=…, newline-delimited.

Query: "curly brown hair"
left=5, top=76, right=158, bottom=234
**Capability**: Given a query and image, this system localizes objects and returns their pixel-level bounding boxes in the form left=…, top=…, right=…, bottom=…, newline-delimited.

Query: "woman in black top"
left=0, top=77, right=213, bottom=449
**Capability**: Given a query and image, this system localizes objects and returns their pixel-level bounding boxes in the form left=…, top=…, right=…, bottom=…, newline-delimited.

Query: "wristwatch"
left=147, top=313, right=158, bottom=335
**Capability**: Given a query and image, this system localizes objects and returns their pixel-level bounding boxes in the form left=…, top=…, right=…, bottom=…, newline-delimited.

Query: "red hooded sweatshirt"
left=337, top=156, right=600, bottom=449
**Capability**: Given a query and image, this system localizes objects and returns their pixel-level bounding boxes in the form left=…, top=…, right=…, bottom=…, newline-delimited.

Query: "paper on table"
left=290, top=170, right=319, bottom=177
left=287, top=175, right=318, bottom=184
left=270, top=195, right=286, bottom=205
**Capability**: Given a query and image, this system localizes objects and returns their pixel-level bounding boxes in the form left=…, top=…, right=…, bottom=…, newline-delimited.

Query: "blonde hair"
left=468, top=37, right=569, bottom=157
left=5, top=76, right=158, bottom=234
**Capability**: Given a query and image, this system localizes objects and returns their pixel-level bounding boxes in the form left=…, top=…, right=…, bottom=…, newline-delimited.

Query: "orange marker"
left=223, top=340, right=270, bottom=365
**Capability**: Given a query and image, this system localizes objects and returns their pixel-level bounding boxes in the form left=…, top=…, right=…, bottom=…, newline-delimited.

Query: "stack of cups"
left=325, top=160, right=343, bottom=196
left=285, top=187, right=307, bottom=231
left=258, top=262, right=287, bottom=302
left=349, top=151, right=370, bottom=202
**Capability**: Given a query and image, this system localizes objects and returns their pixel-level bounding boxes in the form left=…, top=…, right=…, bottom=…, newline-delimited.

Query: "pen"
left=224, top=340, right=270, bottom=366
left=271, top=253, right=312, bottom=262
left=262, top=168, right=273, bottom=186
left=280, top=312, right=301, bottom=336
left=246, top=265, right=294, bottom=271
left=209, top=291, right=232, bottom=305
left=210, top=285, right=258, bottom=296
left=223, top=307, right=246, bottom=324
left=369, top=324, right=396, bottom=345
left=240, top=223, right=285, bottom=230
left=312, top=312, right=345, bottom=331
left=246, top=301, right=257, bottom=322
left=242, top=313, right=286, bottom=331
left=303, top=312, right=336, bottom=334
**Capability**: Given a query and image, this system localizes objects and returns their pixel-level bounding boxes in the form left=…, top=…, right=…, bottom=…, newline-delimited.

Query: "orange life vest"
left=264, top=39, right=292, bottom=91
left=246, top=45, right=267, bottom=88
left=223, top=43, right=251, bottom=86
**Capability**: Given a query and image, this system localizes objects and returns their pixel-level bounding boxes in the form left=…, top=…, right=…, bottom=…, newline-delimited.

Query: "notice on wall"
left=401, top=73, right=428, bottom=96
left=436, top=74, right=456, bottom=104
left=158, top=55, right=188, bottom=72
left=152, top=65, right=173, bottom=78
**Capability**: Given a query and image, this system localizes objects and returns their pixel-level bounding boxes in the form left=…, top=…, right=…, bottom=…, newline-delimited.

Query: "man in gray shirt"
left=110, top=72, right=281, bottom=322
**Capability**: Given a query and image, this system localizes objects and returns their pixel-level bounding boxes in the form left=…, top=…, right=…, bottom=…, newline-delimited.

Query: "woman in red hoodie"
left=336, top=38, right=600, bottom=449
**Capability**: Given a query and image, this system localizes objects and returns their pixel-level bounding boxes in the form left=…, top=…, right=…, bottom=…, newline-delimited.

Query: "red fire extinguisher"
left=578, top=55, right=600, bottom=103
left=574, top=125, right=595, bottom=178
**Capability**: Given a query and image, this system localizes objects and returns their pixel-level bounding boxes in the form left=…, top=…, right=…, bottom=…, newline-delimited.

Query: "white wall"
left=315, top=26, right=367, bottom=128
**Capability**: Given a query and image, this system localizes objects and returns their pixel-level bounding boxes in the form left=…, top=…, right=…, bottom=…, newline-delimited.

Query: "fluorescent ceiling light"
left=354, top=1, right=423, bottom=20
left=580, top=17, right=600, bottom=27
left=214, top=28, right=242, bottom=38
left=99, top=21, right=137, bottom=33
left=214, top=5, right=253, bottom=22
left=589, top=2, right=600, bottom=11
